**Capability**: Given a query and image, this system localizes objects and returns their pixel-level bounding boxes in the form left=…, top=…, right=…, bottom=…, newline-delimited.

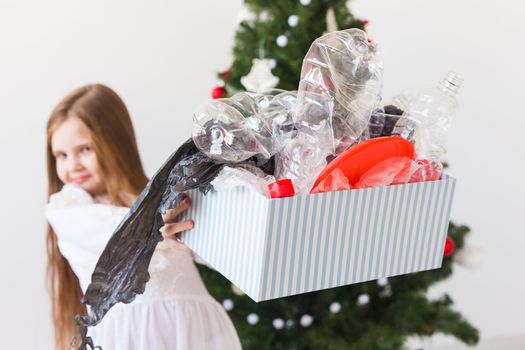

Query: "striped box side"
left=260, top=177, right=456, bottom=301
left=180, top=188, right=269, bottom=300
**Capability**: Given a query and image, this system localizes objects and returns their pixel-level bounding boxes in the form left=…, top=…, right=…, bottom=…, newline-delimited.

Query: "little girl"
left=45, top=84, right=242, bottom=350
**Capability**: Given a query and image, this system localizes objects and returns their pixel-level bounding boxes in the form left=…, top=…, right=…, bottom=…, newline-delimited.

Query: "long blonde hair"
left=46, top=84, right=148, bottom=349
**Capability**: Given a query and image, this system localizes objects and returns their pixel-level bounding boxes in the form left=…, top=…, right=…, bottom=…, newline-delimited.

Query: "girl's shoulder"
left=46, top=185, right=129, bottom=241
left=47, top=184, right=95, bottom=209
left=47, top=185, right=131, bottom=210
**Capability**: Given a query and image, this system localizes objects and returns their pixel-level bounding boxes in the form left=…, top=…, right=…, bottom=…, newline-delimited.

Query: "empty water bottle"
left=192, top=93, right=274, bottom=162
left=408, top=72, right=463, bottom=168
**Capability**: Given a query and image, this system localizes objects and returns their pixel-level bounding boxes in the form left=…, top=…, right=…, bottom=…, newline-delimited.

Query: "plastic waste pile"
left=192, top=28, right=462, bottom=197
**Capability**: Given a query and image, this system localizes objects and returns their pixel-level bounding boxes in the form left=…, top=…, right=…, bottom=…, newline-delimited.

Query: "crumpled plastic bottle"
left=274, top=29, right=383, bottom=194
left=192, top=91, right=297, bottom=163
left=274, top=133, right=328, bottom=195
left=257, top=90, right=298, bottom=155
left=407, top=72, right=463, bottom=170
left=294, top=28, right=383, bottom=155
left=211, top=165, right=276, bottom=197
left=192, top=92, right=273, bottom=162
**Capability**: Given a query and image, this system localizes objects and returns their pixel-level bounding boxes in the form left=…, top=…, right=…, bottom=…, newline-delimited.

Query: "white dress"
left=45, top=184, right=242, bottom=350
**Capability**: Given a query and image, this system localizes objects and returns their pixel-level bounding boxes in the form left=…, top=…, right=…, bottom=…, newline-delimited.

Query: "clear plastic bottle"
left=274, top=133, right=328, bottom=195
left=192, top=91, right=298, bottom=163
left=408, top=72, right=463, bottom=168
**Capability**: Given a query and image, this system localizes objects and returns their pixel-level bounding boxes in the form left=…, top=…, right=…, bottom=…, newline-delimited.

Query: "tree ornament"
left=357, top=293, right=370, bottom=305
left=288, top=15, right=299, bottom=27
left=272, top=318, right=285, bottom=330
left=286, top=319, right=294, bottom=328
left=269, top=58, right=277, bottom=69
left=259, top=11, right=271, bottom=22
left=236, top=5, right=255, bottom=24
left=454, top=245, right=484, bottom=270
left=363, top=19, right=370, bottom=26
left=240, top=58, right=280, bottom=93
left=276, top=35, right=288, bottom=47
left=300, top=314, right=314, bottom=327
left=443, top=236, right=456, bottom=257
left=211, top=86, right=227, bottom=99
left=222, top=299, right=234, bottom=311
left=377, top=277, right=388, bottom=287
left=330, top=302, right=341, bottom=314
left=247, top=313, right=259, bottom=325
left=221, top=70, right=231, bottom=81
left=300, top=0, right=311, bottom=5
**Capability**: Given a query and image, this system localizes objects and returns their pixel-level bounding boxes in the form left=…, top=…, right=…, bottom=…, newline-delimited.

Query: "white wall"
left=0, top=0, right=523, bottom=349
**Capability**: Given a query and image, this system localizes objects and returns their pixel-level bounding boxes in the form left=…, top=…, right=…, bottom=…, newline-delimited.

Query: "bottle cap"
left=268, top=179, right=295, bottom=198
left=440, top=71, right=463, bottom=94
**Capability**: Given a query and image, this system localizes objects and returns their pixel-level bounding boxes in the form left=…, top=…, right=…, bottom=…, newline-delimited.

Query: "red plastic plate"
left=312, top=137, right=415, bottom=190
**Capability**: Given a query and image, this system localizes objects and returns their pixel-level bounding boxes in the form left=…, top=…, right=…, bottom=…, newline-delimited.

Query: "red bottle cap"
left=268, top=179, right=295, bottom=198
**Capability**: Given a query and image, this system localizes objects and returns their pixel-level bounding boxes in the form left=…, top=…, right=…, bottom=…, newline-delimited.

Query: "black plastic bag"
left=74, top=138, right=274, bottom=349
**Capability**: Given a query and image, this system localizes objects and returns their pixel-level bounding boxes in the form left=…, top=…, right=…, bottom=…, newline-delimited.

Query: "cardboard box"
left=180, top=176, right=456, bottom=302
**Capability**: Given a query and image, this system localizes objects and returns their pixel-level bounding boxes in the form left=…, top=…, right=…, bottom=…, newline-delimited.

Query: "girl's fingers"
left=159, top=220, right=194, bottom=238
left=162, top=196, right=190, bottom=223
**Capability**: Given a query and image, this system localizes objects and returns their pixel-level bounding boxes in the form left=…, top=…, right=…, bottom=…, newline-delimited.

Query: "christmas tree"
left=200, top=1, right=479, bottom=349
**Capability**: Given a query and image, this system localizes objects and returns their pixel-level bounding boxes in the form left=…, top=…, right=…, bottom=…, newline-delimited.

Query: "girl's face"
left=51, top=117, right=106, bottom=196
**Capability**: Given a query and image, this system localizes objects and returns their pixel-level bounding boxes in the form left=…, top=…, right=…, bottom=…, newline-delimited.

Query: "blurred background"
left=0, top=0, right=524, bottom=348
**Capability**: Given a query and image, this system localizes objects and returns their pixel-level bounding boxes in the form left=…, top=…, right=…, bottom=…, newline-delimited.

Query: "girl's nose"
left=69, top=156, right=84, bottom=171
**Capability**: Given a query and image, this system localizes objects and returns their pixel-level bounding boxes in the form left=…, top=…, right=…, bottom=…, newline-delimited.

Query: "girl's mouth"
left=72, top=175, right=91, bottom=184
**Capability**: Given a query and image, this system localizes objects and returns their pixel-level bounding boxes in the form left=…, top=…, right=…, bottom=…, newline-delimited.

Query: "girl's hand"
left=160, top=194, right=194, bottom=252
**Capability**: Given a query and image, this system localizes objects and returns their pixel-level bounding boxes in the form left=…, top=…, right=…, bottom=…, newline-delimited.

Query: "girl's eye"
left=81, top=146, right=92, bottom=153
left=55, top=153, right=67, bottom=160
